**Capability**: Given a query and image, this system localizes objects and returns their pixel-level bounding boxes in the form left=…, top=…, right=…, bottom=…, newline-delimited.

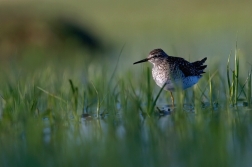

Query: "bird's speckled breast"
left=152, top=65, right=169, bottom=87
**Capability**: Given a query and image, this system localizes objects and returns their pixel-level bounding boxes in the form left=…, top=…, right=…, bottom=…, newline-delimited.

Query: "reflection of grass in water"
left=0, top=46, right=252, bottom=167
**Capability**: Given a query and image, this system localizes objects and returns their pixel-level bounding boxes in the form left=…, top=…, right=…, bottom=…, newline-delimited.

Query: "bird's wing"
left=169, top=56, right=198, bottom=77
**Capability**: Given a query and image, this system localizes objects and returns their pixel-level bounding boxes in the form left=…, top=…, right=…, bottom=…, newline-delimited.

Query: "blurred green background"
left=1, top=0, right=252, bottom=167
left=1, top=0, right=252, bottom=67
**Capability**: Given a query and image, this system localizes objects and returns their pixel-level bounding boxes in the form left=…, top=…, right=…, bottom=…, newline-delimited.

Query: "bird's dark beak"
left=133, top=58, right=149, bottom=65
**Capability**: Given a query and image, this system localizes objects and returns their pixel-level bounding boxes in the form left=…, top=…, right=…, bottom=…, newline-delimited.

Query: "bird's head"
left=133, top=48, right=168, bottom=65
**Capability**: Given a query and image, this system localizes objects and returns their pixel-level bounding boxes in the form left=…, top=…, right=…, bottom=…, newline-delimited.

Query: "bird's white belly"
left=154, top=76, right=201, bottom=91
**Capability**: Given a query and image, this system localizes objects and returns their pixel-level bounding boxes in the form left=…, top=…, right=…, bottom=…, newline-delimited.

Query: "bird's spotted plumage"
left=133, top=48, right=207, bottom=106
left=137, top=48, right=207, bottom=91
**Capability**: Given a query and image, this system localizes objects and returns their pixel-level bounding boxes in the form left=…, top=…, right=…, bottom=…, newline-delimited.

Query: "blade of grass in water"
left=90, top=81, right=100, bottom=118
left=237, top=73, right=252, bottom=100
left=146, top=67, right=153, bottom=115
left=37, top=86, right=67, bottom=104
left=107, top=44, right=125, bottom=89
left=234, top=42, right=239, bottom=105
left=201, top=70, right=218, bottom=106
left=232, top=71, right=235, bottom=105
left=150, top=83, right=166, bottom=115
left=248, top=69, right=252, bottom=107
left=69, top=80, right=79, bottom=116
left=209, top=72, right=212, bottom=107
left=227, top=53, right=231, bottom=97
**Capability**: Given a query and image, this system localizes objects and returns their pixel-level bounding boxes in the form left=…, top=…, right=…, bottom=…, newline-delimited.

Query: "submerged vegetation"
left=0, top=44, right=252, bottom=167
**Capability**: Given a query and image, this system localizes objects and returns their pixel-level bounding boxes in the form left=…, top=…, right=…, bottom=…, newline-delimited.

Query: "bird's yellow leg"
left=170, top=91, right=174, bottom=107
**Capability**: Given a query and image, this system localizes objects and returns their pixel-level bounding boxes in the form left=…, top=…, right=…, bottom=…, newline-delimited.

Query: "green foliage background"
left=1, top=0, right=252, bottom=167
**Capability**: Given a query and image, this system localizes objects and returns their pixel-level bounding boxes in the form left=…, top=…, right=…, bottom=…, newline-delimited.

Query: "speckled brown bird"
left=133, top=48, right=207, bottom=106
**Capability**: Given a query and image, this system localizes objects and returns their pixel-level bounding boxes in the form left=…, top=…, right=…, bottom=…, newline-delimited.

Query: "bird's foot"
left=156, top=106, right=171, bottom=116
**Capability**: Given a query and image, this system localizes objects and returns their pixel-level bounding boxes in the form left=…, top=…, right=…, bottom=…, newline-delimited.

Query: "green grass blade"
left=227, top=53, right=231, bottom=96
left=232, top=71, right=236, bottom=105
left=69, top=79, right=76, bottom=94
left=108, top=44, right=125, bottom=89
left=234, top=42, right=239, bottom=105
left=69, top=80, right=79, bottom=117
left=208, top=72, right=212, bottom=107
left=151, top=83, right=166, bottom=115
left=37, top=86, right=67, bottom=104
left=90, top=81, right=100, bottom=118
left=146, top=67, right=152, bottom=115
left=248, top=69, right=252, bottom=107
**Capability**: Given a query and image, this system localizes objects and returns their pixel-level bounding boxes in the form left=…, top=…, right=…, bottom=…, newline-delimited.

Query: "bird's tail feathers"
left=192, top=57, right=207, bottom=66
left=192, top=57, right=207, bottom=75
